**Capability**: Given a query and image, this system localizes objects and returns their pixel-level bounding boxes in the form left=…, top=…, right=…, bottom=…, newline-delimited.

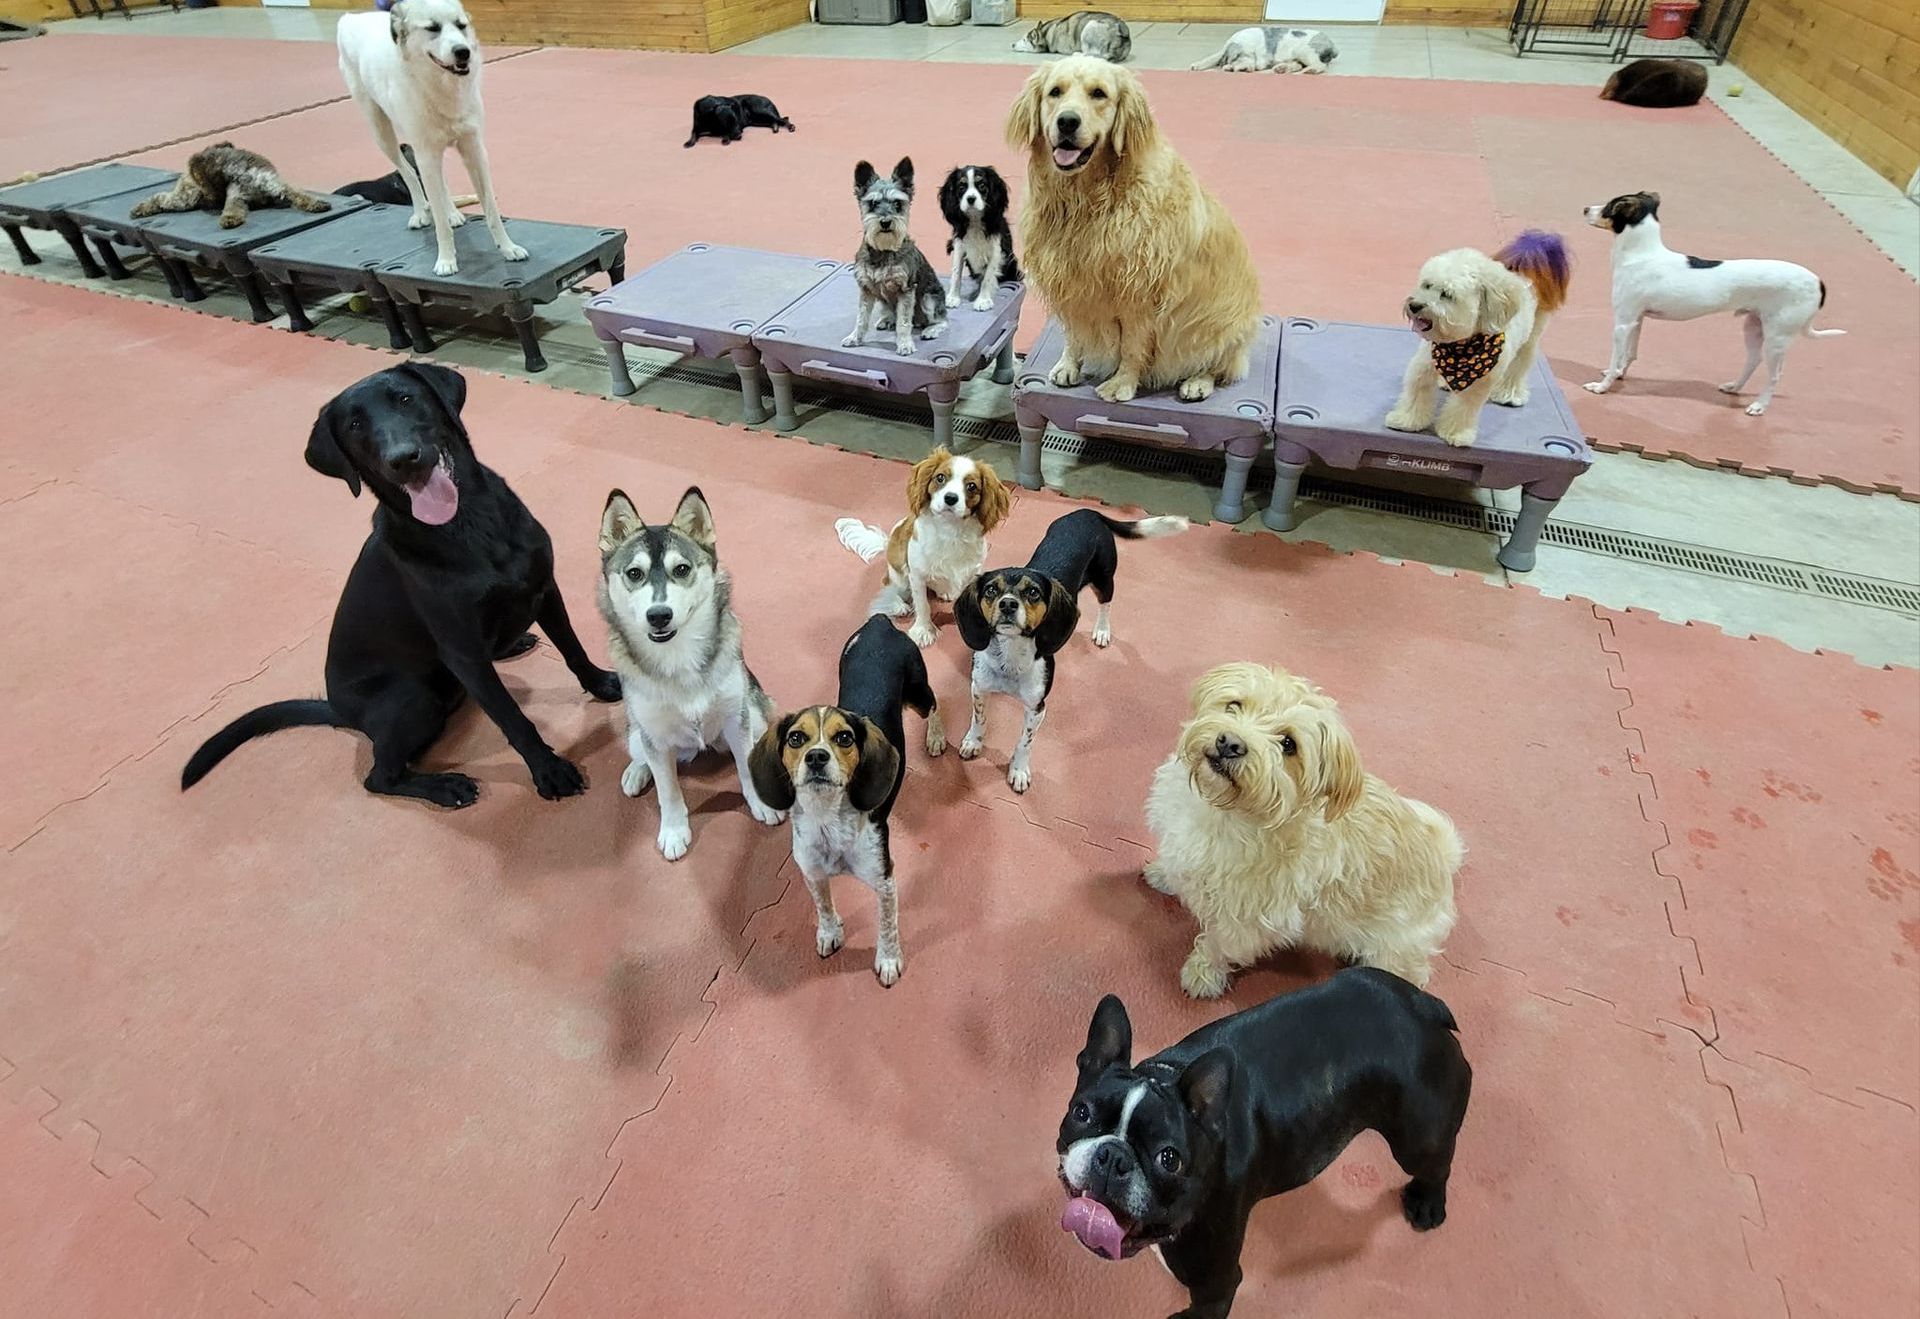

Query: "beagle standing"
left=954, top=509, right=1185, bottom=794
left=749, top=615, right=945, bottom=987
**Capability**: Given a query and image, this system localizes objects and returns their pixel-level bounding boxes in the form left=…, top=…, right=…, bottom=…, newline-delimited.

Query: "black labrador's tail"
left=181, top=700, right=340, bottom=789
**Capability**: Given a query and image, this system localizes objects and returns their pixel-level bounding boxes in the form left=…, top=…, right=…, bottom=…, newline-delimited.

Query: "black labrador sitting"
left=181, top=362, right=621, bottom=809
left=684, top=93, right=796, bottom=148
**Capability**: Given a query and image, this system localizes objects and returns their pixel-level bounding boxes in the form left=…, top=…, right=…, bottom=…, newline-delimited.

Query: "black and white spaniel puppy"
left=749, top=615, right=944, bottom=987
left=954, top=509, right=1185, bottom=794
left=938, top=165, right=1021, bottom=313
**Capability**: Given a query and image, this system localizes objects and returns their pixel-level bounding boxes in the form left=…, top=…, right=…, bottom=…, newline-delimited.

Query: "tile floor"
left=28, top=6, right=1920, bottom=668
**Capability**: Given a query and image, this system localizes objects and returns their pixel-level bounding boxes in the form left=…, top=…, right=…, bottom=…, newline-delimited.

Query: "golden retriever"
left=1006, top=55, right=1261, bottom=404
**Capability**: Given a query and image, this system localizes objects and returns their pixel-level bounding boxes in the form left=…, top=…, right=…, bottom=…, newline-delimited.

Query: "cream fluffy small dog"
left=1143, top=663, right=1461, bottom=998
left=1384, top=231, right=1570, bottom=448
left=1007, top=54, right=1261, bottom=404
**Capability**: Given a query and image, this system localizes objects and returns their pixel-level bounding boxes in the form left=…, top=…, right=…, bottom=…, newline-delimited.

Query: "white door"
left=1264, top=0, right=1385, bottom=20
left=261, top=0, right=313, bottom=7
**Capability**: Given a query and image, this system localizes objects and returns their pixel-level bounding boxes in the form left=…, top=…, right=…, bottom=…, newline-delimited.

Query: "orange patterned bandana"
left=1430, top=332, right=1505, bottom=391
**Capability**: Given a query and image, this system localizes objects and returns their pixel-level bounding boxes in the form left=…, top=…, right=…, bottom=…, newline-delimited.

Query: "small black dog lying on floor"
left=1057, top=969, right=1472, bottom=1318
left=684, top=93, right=796, bottom=147
left=181, top=363, right=620, bottom=809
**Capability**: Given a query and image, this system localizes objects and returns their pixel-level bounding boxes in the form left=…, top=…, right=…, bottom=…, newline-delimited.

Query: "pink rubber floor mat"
left=1603, top=608, right=1920, bottom=1319
left=110, top=49, right=1919, bottom=497
left=3, top=267, right=1914, bottom=1313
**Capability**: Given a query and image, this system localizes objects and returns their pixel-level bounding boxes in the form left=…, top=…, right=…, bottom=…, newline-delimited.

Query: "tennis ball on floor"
left=349, top=293, right=371, bottom=313
left=1726, top=83, right=1744, bottom=96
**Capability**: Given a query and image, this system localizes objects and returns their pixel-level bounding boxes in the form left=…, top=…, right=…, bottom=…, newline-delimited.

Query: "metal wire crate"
left=1510, top=0, right=1749, bottom=62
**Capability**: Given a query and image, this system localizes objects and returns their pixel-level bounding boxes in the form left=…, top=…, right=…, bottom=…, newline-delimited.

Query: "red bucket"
left=1645, top=0, right=1699, bottom=39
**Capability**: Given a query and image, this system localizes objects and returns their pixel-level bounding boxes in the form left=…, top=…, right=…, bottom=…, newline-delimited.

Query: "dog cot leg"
left=1496, top=488, right=1558, bottom=573
left=766, top=365, right=799, bottom=432
left=601, top=340, right=637, bottom=397
left=729, top=344, right=769, bottom=424
left=92, top=237, right=130, bottom=281
left=992, top=335, right=1016, bottom=385
left=368, top=295, right=407, bottom=349
left=397, top=300, right=435, bottom=354
left=1015, top=413, right=1045, bottom=490
left=1215, top=447, right=1255, bottom=524
left=172, top=260, right=206, bottom=303
left=54, top=223, right=104, bottom=278
left=1261, top=451, right=1309, bottom=533
left=239, top=273, right=275, bottom=325
left=4, top=224, right=40, bottom=266
left=153, top=253, right=184, bottom=299
left=508, top=302, right=547, bottom=373
left=277, top=282, right=313, bottom=333
left=927, top=383, right=959, bottom=451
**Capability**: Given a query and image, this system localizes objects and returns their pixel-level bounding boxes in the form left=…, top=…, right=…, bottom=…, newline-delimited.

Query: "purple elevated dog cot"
left=583, top=244, right=841, bottom=424
left=750, top=265, right=1023, bottom=450
left=1267, top=318, right=1592, bottom=572
left=1012, top=315, right=1283, bottom=523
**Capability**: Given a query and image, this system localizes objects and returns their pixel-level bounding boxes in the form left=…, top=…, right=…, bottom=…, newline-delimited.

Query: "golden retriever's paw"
left=1177, top=375, right=1215, bottom=402
left=1095, top=375, right=1138, bottom=404
left=1049, top=359, right=1083, bottom=388
left=1383, top=407, right=1426, bottom=434
left=1180, top=948, right=1230, bottom=999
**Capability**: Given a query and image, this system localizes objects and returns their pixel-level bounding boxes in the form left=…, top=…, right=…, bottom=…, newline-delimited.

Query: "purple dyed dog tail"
left=1494, top=229, right=1571, bottom=314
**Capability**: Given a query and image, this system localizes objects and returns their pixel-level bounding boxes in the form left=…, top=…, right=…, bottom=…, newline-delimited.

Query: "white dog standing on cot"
left=1190, top=26, right=1337, bottom=74
left=1581, top=191, right=1843, bottom=416
left=337, top=0, right=526, bottom=277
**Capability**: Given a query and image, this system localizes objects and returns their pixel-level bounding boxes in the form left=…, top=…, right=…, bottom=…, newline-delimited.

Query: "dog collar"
left=1430, top=332, right=1504, bottom=391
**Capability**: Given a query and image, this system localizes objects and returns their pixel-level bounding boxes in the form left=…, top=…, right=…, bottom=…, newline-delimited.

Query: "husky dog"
left=1013, top=10, right=1132, bottom=63
left=599, top=487, right=785, bottom=861
left=131, top=142, right=332, bottom=230
left=844, top=157, right=948, bottom=358
left=1189, top=26, right=1337, bottom=74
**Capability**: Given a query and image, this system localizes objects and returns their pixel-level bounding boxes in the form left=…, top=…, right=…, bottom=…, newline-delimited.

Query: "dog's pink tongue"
left=1061, top=1196, right=1126, bottom=1260
left=1052, top=146, right=1083, bottom=168
left=406, top=465, right=459, bottom=525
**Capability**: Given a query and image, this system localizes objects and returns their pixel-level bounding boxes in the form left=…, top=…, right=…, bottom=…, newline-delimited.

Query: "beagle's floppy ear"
left=748, top=715, right=799, bottom=813
left=845, top=715, right=901, bottom=815
left=1005, top=65, right=1048, bottom=154
left=972, top=461, right=1011, bottom=533
left=670, top=486, right=716, bottom=550
left=906, top=449, right=946, bottom=517
left=853, top=159, right=877, bottom=196
left=600, top=489, right=642, bottom=557
left=953, top=576, right=995, bottom=652
left=1475, top=263, right=1529, bottom=336
left=1030, top=576, right=1081, bottom=656
left=1109, top=67, right=1158, bottom=160
left=1077, top=993, right=1132, bottom=1080
left=304, top=397, right=361, bottom=497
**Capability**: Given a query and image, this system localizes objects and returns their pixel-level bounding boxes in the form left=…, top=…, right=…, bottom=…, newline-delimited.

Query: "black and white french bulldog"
left=1055, top=968, right=1473, bottom=1318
